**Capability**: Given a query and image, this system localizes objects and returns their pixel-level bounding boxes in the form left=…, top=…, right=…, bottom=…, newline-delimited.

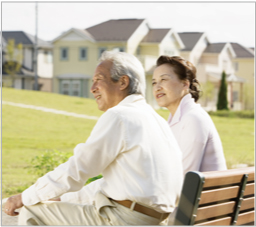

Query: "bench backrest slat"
left=195, top=216, right=232, bottom=226
left=173, top=167, right=255, bottom=226
left=196, top=201, right=235, bottom=221
left=200, top=186, right=239, bottom=204
left=236, top=210, right=255, bottom=225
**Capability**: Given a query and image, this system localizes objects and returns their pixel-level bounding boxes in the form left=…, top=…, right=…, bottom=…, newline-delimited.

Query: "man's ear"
left=119, top=75, right=130, bottom=91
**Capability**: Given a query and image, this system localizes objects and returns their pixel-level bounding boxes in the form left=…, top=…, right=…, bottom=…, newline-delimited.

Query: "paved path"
left=2, top=101, right=99, bottom=225
left=2, top=101, right=99, bottom=120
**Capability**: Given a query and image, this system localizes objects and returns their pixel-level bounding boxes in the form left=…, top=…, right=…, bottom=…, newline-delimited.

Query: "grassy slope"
left=2, top=88, right=255, bottom=197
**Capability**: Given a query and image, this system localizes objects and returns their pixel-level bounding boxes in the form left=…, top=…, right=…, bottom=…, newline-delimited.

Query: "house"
left=230, top=43, right=254, bottom=110
left=197, top=42, right=244, bottom=111
left=2, top=31, right=53, bottom=92
left=178, top=32, right=210, bottom=66
left=52, top=19, right=184, bottom=106
left=51, top=19, right=254, bottom=110
left=177, top=31, right=251, bottom=111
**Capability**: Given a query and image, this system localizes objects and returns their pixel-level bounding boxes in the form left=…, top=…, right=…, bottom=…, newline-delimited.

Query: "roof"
left=203, top=43, right=227, bottom=53
left=51, top=28, right=95, bottom=43
left=230, top=43, right=254, bottom=58
left=178, top=32, right=204, bottom=51
left=85, top=19, right=145, bottom=41
left=141, top=29, right=170, bottom=43
left=2, top=31, right=52, bottom=48
left=227, top=74, right=245, bottom=82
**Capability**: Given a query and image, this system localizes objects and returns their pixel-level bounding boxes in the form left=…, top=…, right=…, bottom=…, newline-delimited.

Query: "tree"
left=217, top=71, right=229, bottom=110
left=3, top=39, right=23, bottom=87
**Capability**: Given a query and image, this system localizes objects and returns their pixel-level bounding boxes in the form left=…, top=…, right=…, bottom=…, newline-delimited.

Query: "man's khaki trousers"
left=18, top=192, right=161, bottom=225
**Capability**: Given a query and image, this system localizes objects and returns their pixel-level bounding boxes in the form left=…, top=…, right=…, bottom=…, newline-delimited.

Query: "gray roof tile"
left=230, top=42, right=254, bottom=58
left=204, top=43, right=226, bottom=53
left=142, top=29, right=170, bottom=43
left=178, top=32, right=204, bottom=51
left=2, top=31, right=52, bottom=48
left=85, top=19, right=145, bottom=41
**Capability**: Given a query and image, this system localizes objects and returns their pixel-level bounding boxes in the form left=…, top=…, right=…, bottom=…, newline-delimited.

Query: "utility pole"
left=34, top=2, right=38, bottom=90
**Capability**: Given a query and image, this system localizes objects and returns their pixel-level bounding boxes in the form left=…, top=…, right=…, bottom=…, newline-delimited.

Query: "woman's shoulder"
left=182, top=104, right=213, bottom=125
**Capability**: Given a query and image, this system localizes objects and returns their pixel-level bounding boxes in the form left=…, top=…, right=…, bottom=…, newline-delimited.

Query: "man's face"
left=90, top=60, right=123, bottom=112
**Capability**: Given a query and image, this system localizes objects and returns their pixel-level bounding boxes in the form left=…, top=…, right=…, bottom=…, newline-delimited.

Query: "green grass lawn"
left=2, top=88, right=255, bottom=198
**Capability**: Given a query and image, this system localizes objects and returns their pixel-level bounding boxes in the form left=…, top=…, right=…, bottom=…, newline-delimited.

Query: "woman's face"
left=152, top=63, right=189, bottom=111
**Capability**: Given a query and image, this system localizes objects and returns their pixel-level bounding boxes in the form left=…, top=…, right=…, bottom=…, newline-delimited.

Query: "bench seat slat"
left=240, top=197, right=255, bottom=211
left=195, top=201, right=235, bottom=221
left=199, top=186, right=239, bottom=205
left=236, top=210, right=255, bottom=225
left=195, top=217, right=231, bottom=226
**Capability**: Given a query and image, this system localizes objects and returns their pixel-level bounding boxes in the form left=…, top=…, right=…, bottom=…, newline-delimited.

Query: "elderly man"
left=4, top=51, right=183, bottom=225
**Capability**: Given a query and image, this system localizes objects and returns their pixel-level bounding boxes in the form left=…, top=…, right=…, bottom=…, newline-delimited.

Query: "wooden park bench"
left=173, top=167, right=255, bottom=225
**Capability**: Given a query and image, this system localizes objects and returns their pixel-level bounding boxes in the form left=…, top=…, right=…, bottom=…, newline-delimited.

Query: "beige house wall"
left=232, top=58, right=254, bottom=110
left=159, top=33, right=181, bottom=56
left=53, top=37, right=97, bottom=95
left=127, top=20, right=150, bottom=55
left=218, top=48, right=235, bottom=74
left=38, top=78, right=52, bottom=92
left=37, top=49, right=53, bottom=78
left=200, top=55, right=218, bottom=64
left=139, top=44, right=159, bottom=56
left=190, top=36, right=208, bottom=66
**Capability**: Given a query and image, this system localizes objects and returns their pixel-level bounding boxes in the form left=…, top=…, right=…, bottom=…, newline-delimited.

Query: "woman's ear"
left=119, top=75, right=130, bottom=91
left=183, top=80, right=190, bottom=89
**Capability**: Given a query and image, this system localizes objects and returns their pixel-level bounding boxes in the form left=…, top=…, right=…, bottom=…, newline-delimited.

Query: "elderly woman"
left=152, top=55, right=227, bottom=175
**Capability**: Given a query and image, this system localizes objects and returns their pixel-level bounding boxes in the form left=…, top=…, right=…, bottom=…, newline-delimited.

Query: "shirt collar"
left=168, top=93, right=195, bottom=126
left=117, top=94, right=145, bottom=106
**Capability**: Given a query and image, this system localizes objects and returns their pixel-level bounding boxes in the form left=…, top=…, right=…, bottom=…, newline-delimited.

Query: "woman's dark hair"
left=156, top=55, right=202, bottom=102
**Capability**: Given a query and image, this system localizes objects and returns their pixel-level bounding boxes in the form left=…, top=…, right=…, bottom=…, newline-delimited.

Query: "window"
left=61, top=81, right=70, bottom=95
left=233, top=62, right=239, bottom=71
left=233, top=91, right=239, bottom=102
left=79, top=47, right=88, bottom=60
left=164, top=49, right=174, bottom=56
left=60, top=47, right=68, bottom=61
left=98, top=47, right=107, bottom=58
left=112, top=47, right=124, bottom=53
left=223, top=60, right=228, bottom=71
left=136, top=46, right=141, bottom=55
left=44, top=51, right=52, bottom=63
left=71, top=81, right=81, bottom=96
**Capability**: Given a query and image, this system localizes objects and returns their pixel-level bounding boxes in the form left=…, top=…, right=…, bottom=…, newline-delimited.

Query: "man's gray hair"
left=99, top=51, right=146, bottom=97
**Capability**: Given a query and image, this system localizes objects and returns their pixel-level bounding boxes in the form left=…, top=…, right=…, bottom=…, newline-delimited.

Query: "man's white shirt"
left=22, top=94, right=183, bottom=213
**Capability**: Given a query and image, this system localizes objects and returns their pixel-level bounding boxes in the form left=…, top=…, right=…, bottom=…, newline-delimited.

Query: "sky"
left=1, top=1, right=255, bottom=48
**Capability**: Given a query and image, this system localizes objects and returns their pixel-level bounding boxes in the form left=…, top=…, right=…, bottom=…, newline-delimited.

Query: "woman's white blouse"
left=168, top=93, right=227, bottom=175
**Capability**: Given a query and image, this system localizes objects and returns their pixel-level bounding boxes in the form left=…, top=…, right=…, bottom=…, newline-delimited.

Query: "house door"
left=71, top=80, right=81, bottom=97
left=60, top=80, right=81, bottom=97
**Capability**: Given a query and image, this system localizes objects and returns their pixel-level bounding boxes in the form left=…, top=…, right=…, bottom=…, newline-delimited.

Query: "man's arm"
left=4, top=194, right=23, bottom=216
left=14, top=110, right=123, bottom=209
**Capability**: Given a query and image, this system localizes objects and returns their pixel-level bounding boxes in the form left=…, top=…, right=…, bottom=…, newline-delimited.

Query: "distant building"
left=230, top=43, right=254, bottom=110
left=51, top=19, right=254, bottom=110
left=2, top=31, right=53, bottom=92
left=178, top=32, right=254, bottom=110
left=52, top=19, right=184, bottom=107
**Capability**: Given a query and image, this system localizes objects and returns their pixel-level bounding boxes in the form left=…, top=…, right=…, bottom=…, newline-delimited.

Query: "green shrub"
left=217, top=71, right=229, bottom=110
left=208, top=110, right=254, bottom=119
left=28, top=150, right=102, bottom=184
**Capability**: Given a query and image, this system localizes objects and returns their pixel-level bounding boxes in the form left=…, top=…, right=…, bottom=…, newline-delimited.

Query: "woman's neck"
left=167, top=93, right=189, bottom=116
left=167, top=101, right=181, bottom=117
